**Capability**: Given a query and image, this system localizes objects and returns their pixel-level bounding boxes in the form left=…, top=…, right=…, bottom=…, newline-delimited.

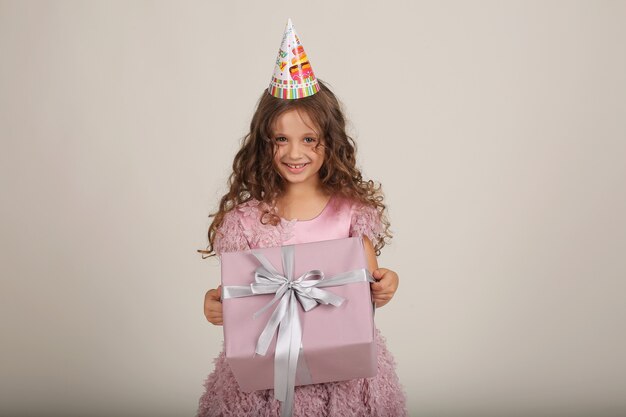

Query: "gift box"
left=220, top=237, right=377, bottom=415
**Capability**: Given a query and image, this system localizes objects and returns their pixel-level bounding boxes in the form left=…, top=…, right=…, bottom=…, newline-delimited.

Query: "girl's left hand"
left=371, top=268, right=399, bottom=308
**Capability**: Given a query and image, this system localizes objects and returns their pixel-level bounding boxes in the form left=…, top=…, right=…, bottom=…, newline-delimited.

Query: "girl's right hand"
left=204, top=286, right=223, bottom=325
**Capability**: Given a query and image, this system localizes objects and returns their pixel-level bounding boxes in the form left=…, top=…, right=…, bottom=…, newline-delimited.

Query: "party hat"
left=268, top=18, right=320, bottom=99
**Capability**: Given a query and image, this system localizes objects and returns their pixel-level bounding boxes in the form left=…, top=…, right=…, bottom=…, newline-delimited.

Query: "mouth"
left=283, top=162, right=309, bottom=173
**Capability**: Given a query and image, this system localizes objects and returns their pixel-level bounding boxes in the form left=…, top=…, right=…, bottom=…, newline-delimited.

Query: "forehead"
left=272, top=108, right=320, bottom=135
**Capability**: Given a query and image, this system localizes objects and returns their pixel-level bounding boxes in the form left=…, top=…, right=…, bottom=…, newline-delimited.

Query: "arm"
left=363, top=235, right=399, bottom=308
left=203, top=209, right=250, bottom=326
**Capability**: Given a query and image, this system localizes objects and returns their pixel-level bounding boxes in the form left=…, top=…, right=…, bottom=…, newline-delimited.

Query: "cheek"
left=313, top=147, right=325, bottom=165
left=273, top=147, right=283, bottom=163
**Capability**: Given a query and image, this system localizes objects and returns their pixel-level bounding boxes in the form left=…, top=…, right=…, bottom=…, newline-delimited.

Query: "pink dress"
left=197, top=194, right=408, bottom=417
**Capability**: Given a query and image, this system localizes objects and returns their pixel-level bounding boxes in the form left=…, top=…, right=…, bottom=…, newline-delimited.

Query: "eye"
left=304, top=137, right=317, bottom=144
left=274, top=136, right=287, bottom=143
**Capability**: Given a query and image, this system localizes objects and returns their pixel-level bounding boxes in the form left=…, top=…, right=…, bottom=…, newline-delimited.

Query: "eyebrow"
left=273, top=132, right=319, bottom=137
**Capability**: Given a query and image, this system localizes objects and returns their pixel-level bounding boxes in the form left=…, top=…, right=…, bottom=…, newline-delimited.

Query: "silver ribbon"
left=222, top=244, right=375, bottom=417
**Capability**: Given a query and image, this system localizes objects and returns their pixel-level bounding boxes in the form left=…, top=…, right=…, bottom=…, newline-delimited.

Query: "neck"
left=282, top=181, right=325, bottom=201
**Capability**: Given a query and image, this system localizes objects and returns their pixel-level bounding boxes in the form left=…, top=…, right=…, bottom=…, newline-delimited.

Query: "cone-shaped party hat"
left=268, top=18, right=320, bottom=99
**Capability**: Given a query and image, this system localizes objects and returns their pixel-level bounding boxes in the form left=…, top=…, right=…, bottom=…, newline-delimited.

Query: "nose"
left=286, top=141, right=304, bottom=160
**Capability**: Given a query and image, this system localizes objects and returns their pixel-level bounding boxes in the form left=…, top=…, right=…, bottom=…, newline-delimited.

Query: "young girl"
left=197, top=19, right=407, bottom=417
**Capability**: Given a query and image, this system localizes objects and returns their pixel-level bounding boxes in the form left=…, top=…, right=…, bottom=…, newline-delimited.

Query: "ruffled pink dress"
left=197, top=194, right=407, bottom=417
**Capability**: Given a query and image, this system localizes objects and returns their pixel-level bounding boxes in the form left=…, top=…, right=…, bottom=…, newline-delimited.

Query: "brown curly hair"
left=198, top=79, right=392, bottom=258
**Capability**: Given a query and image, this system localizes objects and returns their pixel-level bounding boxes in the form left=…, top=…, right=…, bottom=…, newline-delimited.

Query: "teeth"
left=287, top=163, right=306, bottom=169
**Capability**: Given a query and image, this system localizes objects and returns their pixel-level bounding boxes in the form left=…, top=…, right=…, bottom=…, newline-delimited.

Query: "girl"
left=196, top=79, right=407, bottom=416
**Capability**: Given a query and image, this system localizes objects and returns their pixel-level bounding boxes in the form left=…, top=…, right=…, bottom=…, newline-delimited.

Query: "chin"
left=283, top=176, right=310, bottom=184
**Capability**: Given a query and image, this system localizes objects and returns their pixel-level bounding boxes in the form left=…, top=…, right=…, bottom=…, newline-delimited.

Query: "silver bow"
left=222, top=244, right=374, bottom=417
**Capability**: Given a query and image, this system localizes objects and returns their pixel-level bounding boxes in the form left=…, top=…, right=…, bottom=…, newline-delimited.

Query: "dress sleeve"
left=349, top=203, right=385, bottom=248
left=213, top=209, right=251, bottom=256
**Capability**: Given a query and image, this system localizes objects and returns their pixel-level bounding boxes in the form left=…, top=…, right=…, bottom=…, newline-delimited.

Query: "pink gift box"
left=220, top=236, right=377, bottom=392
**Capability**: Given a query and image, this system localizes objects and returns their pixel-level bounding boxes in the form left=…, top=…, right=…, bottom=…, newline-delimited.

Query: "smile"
left=283, top=162, right=309, bottom=173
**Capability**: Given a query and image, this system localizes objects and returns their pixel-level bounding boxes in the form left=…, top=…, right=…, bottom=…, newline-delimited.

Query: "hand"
left=204, top=286, right=223, bottom=325
left=370, top=268, right=399, bottom=308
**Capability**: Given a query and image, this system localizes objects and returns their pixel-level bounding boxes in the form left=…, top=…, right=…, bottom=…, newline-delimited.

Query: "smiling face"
left=271, top=108, right=325, bottom=189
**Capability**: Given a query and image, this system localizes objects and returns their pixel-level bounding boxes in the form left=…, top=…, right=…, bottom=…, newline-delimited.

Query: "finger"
left=373, top=268, right=388, bottom=280
left=212, top=314, right=224, bottom=326
left=208, top=317, right=223, bottom=326
left=373, top=291, right=394, bottom=299
left=208, top=305, right=223, bottom=316
left=374, top=300, right=389, bottom=307
left=204, top=287, right=224, bottom=326
left=380, top=273, right=399, bottom=290
left=205, top=310, right=221, bottom=320
left=204, top=292, right=223, bottom=316
left=372, top=292, right=395, bottom=300
left=206, top=303, right=222, bottom=314
left=204, top=293, right=211, bottom=316
left=373, top=290, right=395, bottom=299
left=372, top=279, right=392, bottom=292
left=205, top=311, right=223, bottom=325
left=379, top=270, right=397, bottom=281
left=374, top=299, right=391, bottom=306
left=207, top=298, right=223, bottom=312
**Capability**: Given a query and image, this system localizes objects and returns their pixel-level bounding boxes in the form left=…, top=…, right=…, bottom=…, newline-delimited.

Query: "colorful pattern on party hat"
left=269, top=18, right=320, bottom=99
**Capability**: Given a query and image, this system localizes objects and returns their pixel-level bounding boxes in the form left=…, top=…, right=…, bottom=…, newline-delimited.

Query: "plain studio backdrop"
left=1, top=1, right=625, bottom=416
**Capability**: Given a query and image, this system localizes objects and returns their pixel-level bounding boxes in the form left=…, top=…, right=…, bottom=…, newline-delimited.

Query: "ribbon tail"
left=253, top=284, right=288, bottom=319
left=306, top=287, right=345, bottom=307
left=255, top=294, right=290, bottom=356
left=276, top=292, right=302, bottom=417
left=295, top=343, right=313, bottom=385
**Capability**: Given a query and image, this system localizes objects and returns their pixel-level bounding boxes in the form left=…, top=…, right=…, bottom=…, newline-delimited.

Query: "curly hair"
left=198, top=79, right=392, bottom=258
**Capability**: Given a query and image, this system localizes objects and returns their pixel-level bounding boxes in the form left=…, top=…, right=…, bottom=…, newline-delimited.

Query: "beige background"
left=2, top=1, right=625, bottom=416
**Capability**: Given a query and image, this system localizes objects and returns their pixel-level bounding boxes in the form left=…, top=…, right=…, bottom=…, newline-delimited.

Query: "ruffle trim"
left=196, top=327, right=408, bottom=417
left=213, top=200, right=297, bottom=256
left=349, top=204, right=385, bottom=249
